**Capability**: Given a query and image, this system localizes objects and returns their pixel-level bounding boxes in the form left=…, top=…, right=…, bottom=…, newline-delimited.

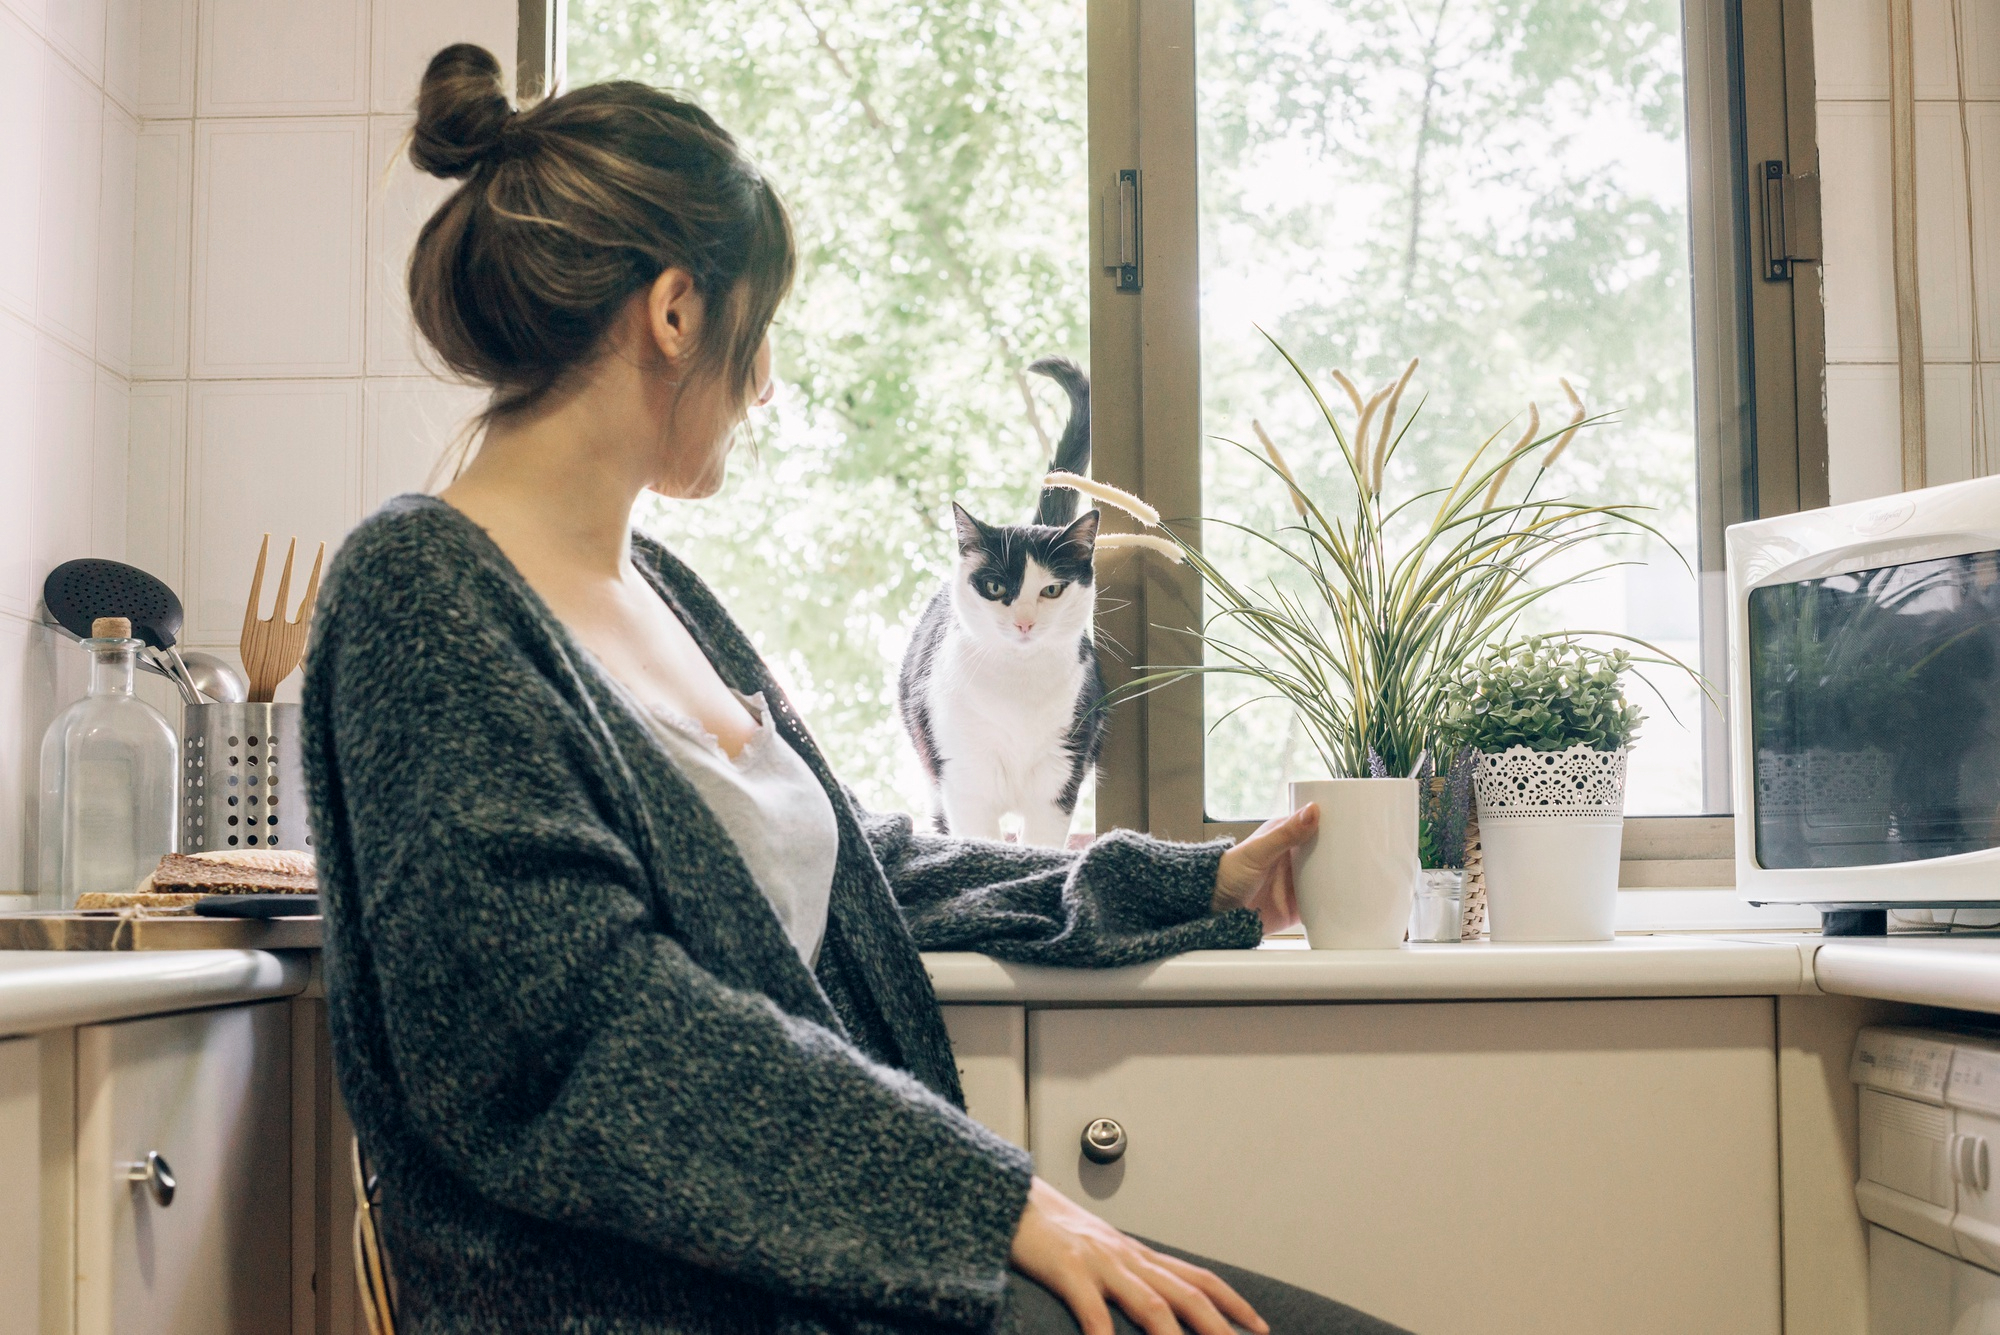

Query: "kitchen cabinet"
left=1028, top=998, right=1783, bottom=1335
left=939, top=1005, right=1026, bottom=1146
left=74, top=1002, right=292, bottom=1335
left=0, top=1037, right=38, bottom=1335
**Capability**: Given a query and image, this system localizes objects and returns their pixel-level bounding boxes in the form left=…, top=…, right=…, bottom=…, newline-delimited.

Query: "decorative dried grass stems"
left=1252, top=420, right=1308, bottom=519
left=1480, top=402, right=1540, bottom=511
left=1093, top=533, right=1186, bottom=562
left=1369, top=358, right=1419, bottom=496
left=1329, top=369, right=1366, bottom=421
left=1041, top=471, right=1160, bottom=528
left=1544, top=378, right=1586, bottom=470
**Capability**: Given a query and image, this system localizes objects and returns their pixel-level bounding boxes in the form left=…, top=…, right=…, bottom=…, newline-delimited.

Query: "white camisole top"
left=638, top=689, right=839, bottom=968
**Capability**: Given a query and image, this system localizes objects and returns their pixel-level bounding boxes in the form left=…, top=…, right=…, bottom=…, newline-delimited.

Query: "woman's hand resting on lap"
left=1211, top=802, right=1317, bottom=935
left=1010, top=1177, right=1267, bottom=1335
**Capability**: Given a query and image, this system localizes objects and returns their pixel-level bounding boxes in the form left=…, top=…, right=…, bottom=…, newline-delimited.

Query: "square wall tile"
left=95, top=101, right=134, bottom=375
left=91, top=368, right=125, bottom=560
left=37, top=55, right=98, bottom=355
left=1924, top=361, right=1978, bottom=483
left=1817, top=0, right=1892, bottom=97
left=1967, top=104, right=2000, bottom=356
left=124, top=379, right=182, bottom=587
left=367, top=115, right=458, bottom=374
left=1820, top=102, right=1901, bottom=363
left=363, top=378, right=482, bottom=508
left=129, top=119, right=189, bottom=377
left=103, top=0, right=136, bottom=111
left=372, top=0, right=514, bottom=114
left=199, top=0, right=366, bottom=116
left=28, top=337, right=95, bottom=598
left=44, top=0, right=104, bottom=82
left=0, top=313, right=36, bottom=620
left=1915, top=0, right=1961, bottom=96
left=132, top=0, right=192, bottom=115
left=0, top=12, right=45, bottom=326
left=0, top=613, right=36, bottom=894
left=1966, top=0, right=2000, bottom=97
left=1982, top=364, right=2000, bottom=478
left=1917, top=102, right=1974, bottom=360
left=191, top=118, right=366, bottom=378
left=185, top=380, right=359, bottom=644
left=1826, top=362, right=1906, bottom=503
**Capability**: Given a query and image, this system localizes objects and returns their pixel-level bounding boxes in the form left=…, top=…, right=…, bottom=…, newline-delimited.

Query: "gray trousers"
left=1006, top=1241, right=1413, bottom=1335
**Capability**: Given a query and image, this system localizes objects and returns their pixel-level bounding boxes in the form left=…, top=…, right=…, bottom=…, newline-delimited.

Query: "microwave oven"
left=1728, top=474, right=2000, bottom=925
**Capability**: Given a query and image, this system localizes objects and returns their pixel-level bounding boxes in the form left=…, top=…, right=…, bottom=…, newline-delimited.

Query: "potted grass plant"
left=1097, top=333, right=1676, bottom=949
left=1440, top=637, right=1644, bottom=941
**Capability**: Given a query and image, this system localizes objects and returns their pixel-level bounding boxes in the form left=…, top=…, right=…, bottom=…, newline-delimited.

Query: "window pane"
left=1196, top=0, right=1705, bottom=818
left=568, top=1, right=1089, bottom=819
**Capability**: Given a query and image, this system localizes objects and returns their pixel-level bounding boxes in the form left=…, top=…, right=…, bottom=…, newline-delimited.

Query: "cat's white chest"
left=926, top=630, right=1089, bottom=840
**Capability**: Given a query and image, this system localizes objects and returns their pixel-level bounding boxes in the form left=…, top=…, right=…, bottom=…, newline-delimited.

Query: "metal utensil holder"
left=181, top=703, right=311, bottom=853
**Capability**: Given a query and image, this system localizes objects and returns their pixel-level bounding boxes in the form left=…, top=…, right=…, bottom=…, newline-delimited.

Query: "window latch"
left=1101, top=169, right=1142, bottom=292
left=1761, top=160, right=1821, bottom=281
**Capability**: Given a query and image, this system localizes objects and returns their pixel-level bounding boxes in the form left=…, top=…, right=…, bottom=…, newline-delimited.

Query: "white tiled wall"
left=1817, top=0, right=2000, bottom=500
left=123, top=0, right=509, bottom=678
left=0, top=0, right=508, bottom=896
left=0, top=0, right=143, bottom=899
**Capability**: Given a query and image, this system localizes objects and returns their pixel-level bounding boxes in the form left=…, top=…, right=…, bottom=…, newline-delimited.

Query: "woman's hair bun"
left=411, top=43, right=513, bottom=180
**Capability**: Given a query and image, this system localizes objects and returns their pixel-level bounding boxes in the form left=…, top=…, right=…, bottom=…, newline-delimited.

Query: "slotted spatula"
left=240, top=535, right=325, bottom=702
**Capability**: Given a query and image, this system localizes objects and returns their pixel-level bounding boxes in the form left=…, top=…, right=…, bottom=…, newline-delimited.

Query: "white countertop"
left=925, top=934, right=1821, bottom=1004
left=0, top=949, right=311, bottom=1037
left=1814, top=937, right=2000, bottom=1013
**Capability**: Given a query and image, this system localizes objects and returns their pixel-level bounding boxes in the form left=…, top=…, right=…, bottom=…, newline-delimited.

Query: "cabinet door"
left=0, top=1037, right=37, bottom=1335
left=940, top=1006, right=1026, bottom=1147
left=1029, top=998, right=1781, bottom=1335
left=75, top=1003, right=292, bottom=1335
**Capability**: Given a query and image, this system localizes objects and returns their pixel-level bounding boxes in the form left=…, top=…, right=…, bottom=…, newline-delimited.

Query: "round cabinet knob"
left=127, top=1150, right=175, bottom=1207
left=1081, top=1117, right=1127, bottom=1164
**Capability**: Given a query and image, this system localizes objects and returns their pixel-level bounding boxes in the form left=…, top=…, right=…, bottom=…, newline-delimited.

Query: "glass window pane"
left=568, top=2, right=1090, bottom=820
left=1196, top=0, right=1705, bottom=818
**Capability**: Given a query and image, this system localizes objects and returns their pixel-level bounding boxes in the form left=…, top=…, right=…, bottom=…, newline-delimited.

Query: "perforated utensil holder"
left=181, top=703, right=310, bottom=853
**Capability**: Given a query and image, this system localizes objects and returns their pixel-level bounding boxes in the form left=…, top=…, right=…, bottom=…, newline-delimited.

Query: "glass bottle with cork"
left=37, top=616, right=179, bottom=907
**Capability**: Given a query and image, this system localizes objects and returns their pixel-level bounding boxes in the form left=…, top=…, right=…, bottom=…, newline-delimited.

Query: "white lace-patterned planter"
left=1471, top=744, right=1628, bottom=942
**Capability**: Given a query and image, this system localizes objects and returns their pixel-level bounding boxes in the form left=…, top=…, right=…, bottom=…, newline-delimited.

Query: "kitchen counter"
left=0, top=948, right=311, bottom=1037
left=925, top=933, right=1822, bottom=1004
left=1814, top=936, right=2000, bottom=1014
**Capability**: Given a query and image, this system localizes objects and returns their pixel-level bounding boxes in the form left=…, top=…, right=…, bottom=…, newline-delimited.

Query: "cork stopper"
left=90, top=616, right=132, bottom=640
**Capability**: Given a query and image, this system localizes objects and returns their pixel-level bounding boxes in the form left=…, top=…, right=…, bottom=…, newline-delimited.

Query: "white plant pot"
left=1472, top=745, right=1628, bottom=943
left=1288, top=778, right=1418, bottom=949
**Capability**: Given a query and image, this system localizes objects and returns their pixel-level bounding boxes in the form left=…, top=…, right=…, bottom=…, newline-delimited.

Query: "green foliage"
left=1442, top=636, right=1645, bottom=754
left=1194, top=0, right=1703, bottom=815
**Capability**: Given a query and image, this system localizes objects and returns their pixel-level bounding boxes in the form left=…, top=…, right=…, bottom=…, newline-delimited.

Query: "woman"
left=304, top=43, right=1406, bottom=1335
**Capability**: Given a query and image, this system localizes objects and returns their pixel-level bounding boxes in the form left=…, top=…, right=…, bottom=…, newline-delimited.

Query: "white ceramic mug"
left=1287, top=778, right=1419, bottom=949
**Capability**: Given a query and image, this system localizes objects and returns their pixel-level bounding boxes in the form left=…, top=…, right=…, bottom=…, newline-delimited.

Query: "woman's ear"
left=645, top=268, right=703, bottom=367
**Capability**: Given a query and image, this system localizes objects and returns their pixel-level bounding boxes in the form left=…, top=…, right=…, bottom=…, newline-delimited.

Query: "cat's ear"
left=1056, top=508, right=1100, bottom=556
left=951, top=502, right=986, bottom=553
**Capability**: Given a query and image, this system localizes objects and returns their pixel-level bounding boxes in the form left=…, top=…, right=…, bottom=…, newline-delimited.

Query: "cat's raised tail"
left=1029, top=357, right=1090, bottom=525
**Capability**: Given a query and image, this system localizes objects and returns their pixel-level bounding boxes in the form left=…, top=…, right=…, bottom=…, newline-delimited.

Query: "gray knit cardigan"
left=302, top=496, right=1264, bottom=1335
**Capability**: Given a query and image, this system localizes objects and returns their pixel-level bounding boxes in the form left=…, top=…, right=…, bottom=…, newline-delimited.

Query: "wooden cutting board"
left=0, top=911, right=322, bottom=951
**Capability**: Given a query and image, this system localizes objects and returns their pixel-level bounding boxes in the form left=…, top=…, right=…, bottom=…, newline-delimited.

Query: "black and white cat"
left=898, top=357, right=1106, bottom=845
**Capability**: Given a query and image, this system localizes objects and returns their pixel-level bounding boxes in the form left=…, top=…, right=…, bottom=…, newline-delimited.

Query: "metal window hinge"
left=1761, top=160, right=1821, bottom=281
left=1101, top=169, right=1141, bottom=292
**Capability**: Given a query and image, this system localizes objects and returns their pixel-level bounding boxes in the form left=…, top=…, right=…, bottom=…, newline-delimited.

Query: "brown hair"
left=406, top=44, right=795, bottom=425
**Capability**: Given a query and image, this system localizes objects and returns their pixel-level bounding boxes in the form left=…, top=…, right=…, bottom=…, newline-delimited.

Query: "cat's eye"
left=977, top=576, right=1008, bottom=600
left=1041, top=583, right=1068, bottom=599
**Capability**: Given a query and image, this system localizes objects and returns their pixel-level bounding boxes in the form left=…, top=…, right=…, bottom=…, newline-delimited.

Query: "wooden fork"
left=240, top=535, right=326, bottom=702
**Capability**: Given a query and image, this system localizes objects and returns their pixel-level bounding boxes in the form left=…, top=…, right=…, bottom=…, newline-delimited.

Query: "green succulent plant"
left=1441, top=635, right=1644, bottom=755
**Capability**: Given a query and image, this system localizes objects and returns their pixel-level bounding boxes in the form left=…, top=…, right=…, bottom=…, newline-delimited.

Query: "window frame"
left=1087, top=0, right=1827, bottom=868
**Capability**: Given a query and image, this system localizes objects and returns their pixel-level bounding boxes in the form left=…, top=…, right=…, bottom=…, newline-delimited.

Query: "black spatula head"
left=43, top=559, right=185, bottom=650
